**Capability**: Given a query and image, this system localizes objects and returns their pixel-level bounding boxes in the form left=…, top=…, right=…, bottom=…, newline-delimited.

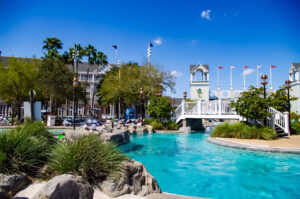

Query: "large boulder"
left=65, top=128, right=98, bottom=140
left=99, top=160, right=161, bottom=197
left=178, top=126, right=191, bottom=133
left=32, top=174, right=93, bottom=199
left=100, top=130, right=130, bottom=146
left=0, top=173, right=31, bottom=199
left=128, top=125, right=154, bottom=134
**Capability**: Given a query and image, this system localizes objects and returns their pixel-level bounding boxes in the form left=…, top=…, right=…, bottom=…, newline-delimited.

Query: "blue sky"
left=0, top=0, right=300, bottom=98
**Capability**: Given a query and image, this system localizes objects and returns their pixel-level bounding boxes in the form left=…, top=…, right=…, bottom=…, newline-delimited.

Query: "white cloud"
left=201, top=10, right=211, bottom=20
left=154, top=38, right=162, bottom=45
left=242, top=68, right=255, bottom=76
left=169, top=70, right=182, bottom=77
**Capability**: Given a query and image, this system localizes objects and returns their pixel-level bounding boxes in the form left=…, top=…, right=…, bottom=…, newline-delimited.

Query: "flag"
left=149, top=42, right=153, bottom=47
left=244, top=66, right=248, bottom=69
left=230, top=65, right=235, bottom=69
left=112, top=45, right=117, bottom=49
left=271, top=65, right=276, bottom=68
left=257, top=65, right=262, bottom=68
left=218, top=66, right=223, bottom=69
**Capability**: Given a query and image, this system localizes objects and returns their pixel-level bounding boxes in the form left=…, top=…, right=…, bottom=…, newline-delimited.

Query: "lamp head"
left=261, top=74, right=268, bottom=86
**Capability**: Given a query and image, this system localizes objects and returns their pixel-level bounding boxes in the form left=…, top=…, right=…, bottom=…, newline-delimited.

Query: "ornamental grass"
left=48, top=134, right=128, bottom=183
left=210, top=122, right=277, bottom=140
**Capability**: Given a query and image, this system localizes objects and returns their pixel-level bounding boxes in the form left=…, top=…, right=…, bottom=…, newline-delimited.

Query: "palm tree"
left=91, top=51, right=108, bottom=115
left=43, top=37, right=63, bottom=58
left=85, top=44, right=97, bottom=65
left=84, top=45, right=97, bottom=115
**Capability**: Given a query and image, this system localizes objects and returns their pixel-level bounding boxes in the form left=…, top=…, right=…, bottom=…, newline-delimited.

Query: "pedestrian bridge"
left=175, top=99, right=243, bottom=123
left=175, top=100, right=290, bottom=136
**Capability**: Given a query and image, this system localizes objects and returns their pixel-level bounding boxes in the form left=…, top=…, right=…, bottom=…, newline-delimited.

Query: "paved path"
left=207, top=136, right=300, bottom=154
left=147, top=193, right=206, bottom=199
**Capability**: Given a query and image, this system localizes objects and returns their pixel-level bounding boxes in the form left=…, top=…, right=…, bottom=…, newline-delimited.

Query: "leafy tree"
left=43, top=37, right=63, bottom=59
left=147, top=96, right=174, bottom=122
left=268, top=86, right=297, bottom=112
left=0, top=57, right=38, bottom=120
left=37, top=58, right=86, bottom=115
left=231, top=86, right=270, bottom=121
left=98, top=62, right=174, bottom=110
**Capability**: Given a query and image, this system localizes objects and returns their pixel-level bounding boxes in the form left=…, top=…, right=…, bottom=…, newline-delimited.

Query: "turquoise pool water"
left=120, top=132, right=300, bottom=199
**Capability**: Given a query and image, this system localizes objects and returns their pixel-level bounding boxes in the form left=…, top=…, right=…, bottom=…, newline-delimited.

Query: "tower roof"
left=289, top=63, right=300, bottom=74
left=190, top=64, right=209, bottom=73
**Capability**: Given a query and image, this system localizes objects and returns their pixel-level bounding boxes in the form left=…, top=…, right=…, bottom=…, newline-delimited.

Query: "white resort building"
left=289, top=63, right=300, bottom=114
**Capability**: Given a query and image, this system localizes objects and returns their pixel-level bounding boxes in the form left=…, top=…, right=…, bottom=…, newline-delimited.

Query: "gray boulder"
left=32, top=174, right=93, bottom=199
left=99, top=160, right=161, bottom=197
left=178, top=126, right=191, bottom=133
left=128, top=125, right=154, bottom=134
left=100, top=130, right=130, bottom=146
left=0, top=173, right=31, bottom=199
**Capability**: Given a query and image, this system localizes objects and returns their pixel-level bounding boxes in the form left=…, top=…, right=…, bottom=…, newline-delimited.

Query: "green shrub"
left=260, top=126, right=278, bottom=140
left=291, top=122, right=300, bottom=135
left=150, top=120, right=164, bottom=130
left=211, top=122, right=277, bottom=140
left=48, top=134, right=128, bottom=183
left=166, top=121, right=179, bottom=130
left=144, top=118, right=155, bottom=125
left=0, top=122, right=54, bottom=175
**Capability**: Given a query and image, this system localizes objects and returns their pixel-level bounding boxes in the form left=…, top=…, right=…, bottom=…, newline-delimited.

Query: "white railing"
left=175, top=100, right=290, bottom=136
left=175, top=99, right=237, bottom=119
left=267, top=107, right=290, bottom=135
left=175, top=103, right=182, bottom=120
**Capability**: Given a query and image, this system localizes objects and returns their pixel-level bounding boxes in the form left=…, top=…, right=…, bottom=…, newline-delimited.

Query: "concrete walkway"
left=147, top=193, right=206, bottom=199
left=207, top=135, right=300, bottom=154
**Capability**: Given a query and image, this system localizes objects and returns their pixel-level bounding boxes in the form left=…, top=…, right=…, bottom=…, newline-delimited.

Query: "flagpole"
left=243, top=67, right=246, bottom=91
left=270, top=65, right=273, bottom=90
left=147, top=40, right=151, bottom=70
left=230, top=66, right=233, bottom=91
left=257, top=66, right=259, bottom=88
left=118, top=59, right=121, bottom=120
left=217, top=67, right=220, bottom=91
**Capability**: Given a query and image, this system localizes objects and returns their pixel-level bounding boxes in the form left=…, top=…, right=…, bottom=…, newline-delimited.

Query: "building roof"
left=67, top=63, right=117, bottom=73
left=0, top=56, right=33, bottom=66
left=190, top=64, right=209, bottom=72
left=0, top=56, right=115, bottom=73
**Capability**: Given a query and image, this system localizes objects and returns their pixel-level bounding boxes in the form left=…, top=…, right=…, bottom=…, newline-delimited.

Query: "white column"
left=284, top=112, right=290, bottom=136
left=181, top=100, right=185, bottom=115
left=197, top=100, right=201, bottom=115
left=214, top=101, right=218, bottom=114
left=218, top=99, right=222, bottom=115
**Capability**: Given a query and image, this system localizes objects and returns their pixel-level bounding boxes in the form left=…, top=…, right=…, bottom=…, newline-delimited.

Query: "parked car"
left=85, top=116, right=101, bottom=126
left=63, top=118, right=84, bottom=126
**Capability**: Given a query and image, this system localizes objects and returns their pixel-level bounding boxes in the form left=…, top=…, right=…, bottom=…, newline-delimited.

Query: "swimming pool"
left=120, top=132, right=300, bottom=199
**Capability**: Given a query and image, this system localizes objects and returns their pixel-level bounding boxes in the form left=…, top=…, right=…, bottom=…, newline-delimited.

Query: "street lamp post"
left=156, top=89, right=162, bottom=97
left=140, top=87, right=144, bottom=125
left=72, top=45, right=79, bottom=130
left=285, top=79, right=291, bottom=134
left=261, top=74, right=268, bottom=125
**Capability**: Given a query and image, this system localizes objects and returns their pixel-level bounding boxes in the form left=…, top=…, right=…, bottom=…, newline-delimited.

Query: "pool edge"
left=207, top=137, right=300, bottom=154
